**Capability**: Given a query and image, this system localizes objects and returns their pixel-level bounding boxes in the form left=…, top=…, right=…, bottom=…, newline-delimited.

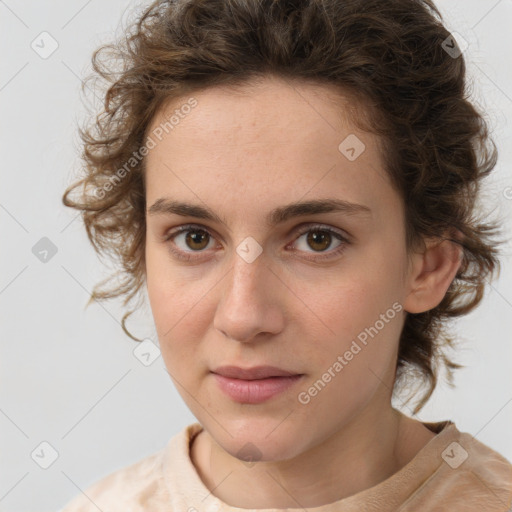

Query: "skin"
left=144, top=74, right=462, bottom=508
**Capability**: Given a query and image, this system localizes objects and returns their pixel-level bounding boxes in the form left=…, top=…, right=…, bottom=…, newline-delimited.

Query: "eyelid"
left=164, top=222, right=350, bottom=241
left=163, top=223, right=223, bottom=245
left=290, top=222, right=350, bottom=241
left=163, top=222, right=351, bottom=260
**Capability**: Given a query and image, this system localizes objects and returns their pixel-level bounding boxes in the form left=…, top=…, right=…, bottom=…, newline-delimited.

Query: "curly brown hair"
left=62, top=0, right=504, bottom=414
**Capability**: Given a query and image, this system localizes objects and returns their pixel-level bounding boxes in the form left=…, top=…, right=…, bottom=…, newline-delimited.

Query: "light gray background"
left=1, top=1, right=511, bottom=510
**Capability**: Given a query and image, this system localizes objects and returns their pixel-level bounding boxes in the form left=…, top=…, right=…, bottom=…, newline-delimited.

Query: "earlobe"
left=403, top=232, right=463, bottom=314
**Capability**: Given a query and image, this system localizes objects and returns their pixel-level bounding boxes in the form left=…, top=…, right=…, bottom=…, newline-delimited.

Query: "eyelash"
left=162, top=223, right=350, bottom=263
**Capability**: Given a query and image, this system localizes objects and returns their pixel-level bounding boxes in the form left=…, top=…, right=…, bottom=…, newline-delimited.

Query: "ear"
left=403, top=230, right=464, bottom=314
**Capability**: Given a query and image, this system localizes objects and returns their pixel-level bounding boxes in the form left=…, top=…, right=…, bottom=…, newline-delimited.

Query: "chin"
left=208, top=414, right=310, bottom=463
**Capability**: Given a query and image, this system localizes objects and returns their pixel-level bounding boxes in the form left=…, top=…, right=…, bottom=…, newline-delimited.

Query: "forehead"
left=148, top=76, right=367, bottom=151
left=144, top=76, right=396, bottom=220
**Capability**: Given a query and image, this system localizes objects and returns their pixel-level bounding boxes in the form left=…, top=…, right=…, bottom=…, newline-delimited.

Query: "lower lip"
left=212, top=373, right=304, bottom=404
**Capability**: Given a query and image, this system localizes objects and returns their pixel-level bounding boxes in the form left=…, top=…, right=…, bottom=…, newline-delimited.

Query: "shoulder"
left=58, top=448, right=167, bottom=512
left=454, top=429, right=512, bottom=503
left=57, top=423, right=202, bottom=512
left=415, top=422, right=512, bottom=511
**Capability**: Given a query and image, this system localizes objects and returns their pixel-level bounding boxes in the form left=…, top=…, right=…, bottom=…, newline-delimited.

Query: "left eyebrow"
left=146, top=197, right=372, bottom=228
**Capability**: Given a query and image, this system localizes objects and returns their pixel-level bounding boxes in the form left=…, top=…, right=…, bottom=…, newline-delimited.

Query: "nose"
left=213, top=251, right=285, bottom=343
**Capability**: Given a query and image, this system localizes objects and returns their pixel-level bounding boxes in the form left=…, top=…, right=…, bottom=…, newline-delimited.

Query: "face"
left=144, top=75, right=412, bottom=462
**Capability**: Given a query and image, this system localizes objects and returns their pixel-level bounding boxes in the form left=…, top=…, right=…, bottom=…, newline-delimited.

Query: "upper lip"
left=212, top=365, right=302, bottom=380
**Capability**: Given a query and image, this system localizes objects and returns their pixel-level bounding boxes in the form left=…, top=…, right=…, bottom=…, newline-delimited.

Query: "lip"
left=212, top=365, right=300, bottom=379
left=211, top=366, right=304, bottom=404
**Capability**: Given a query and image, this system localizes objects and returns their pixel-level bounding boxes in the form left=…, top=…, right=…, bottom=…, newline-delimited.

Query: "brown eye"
left=306, top=230, right=332, bottom=252
left=164, top=225, right=217, bottom=262
left=291, top=225, right=350, bottom=261
left=184, top=229, right=210, bottom=250
left=164, top=223, right=349, bottom=263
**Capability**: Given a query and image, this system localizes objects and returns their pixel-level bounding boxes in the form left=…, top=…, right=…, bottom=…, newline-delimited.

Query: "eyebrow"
left=147, top=197, right=372, bottom=228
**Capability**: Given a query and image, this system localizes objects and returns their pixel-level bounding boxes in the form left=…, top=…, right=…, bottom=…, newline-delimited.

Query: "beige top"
left=59, top=420, right=512, bottom=511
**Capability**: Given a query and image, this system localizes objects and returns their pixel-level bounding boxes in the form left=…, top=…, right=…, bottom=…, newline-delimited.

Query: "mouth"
left=211, top=365, right=301, bottom=380
left=211, top=365, right=304, bottom=404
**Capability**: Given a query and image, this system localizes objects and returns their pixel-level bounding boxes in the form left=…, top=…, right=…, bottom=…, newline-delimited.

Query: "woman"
left=60, top=0, right=512, bottom=510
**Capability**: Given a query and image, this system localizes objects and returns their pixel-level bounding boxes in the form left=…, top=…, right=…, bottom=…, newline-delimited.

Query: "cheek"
left=146, top=245, right=209, bottom=327
left=145, top=243, right=245, bottom=386
left=293, top=278, right=403, bottom=423
left=298, top=268, right=404, bottom=384
left=145, top=252, right=211, bottom=370
left=148, top=283, right=208, bottom=348
left=299, top=268, right=401, bottom=341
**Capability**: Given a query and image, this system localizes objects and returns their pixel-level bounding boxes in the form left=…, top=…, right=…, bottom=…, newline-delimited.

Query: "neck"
left=190, top=405, right=435, bottom=509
